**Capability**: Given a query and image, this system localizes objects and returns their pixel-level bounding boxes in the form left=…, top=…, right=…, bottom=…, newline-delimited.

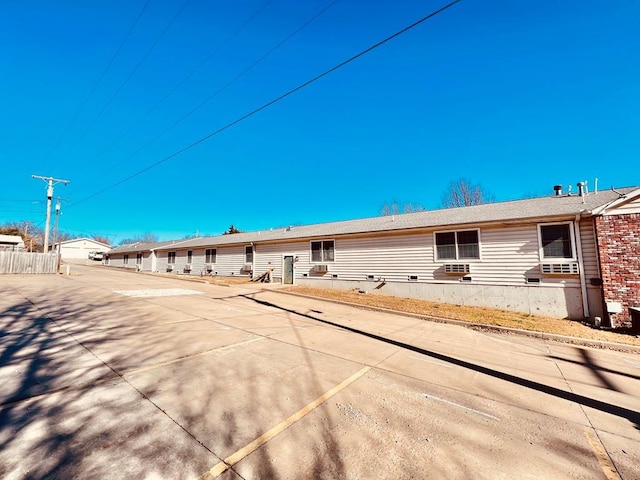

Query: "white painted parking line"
left=623, top=359, right=640, bottom=369
left=409, top=355, right=452, bottom=368
left=123, top=337, right=264, bottom=377
left=113, top=288, right=204, bottom=298
left=423, top=393, right=500, bottom=421
left=197, top=366, right=371, bottom=479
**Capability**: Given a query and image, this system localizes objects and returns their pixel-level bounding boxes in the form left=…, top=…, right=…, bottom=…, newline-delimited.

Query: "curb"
left=269, top=289, right=640, bottom=354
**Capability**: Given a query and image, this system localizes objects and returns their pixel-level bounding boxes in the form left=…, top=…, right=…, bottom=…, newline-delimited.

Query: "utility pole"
left=32, top=175, right=70, bottom=253
left=52, top=197, right=61, bottom=253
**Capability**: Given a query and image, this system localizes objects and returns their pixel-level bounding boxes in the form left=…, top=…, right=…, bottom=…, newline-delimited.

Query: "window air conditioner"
left=166, top=264, right=174, bottom=271
left=313, top=264, right=329, bottom=273
left=540, top=262, right=579, bottom=275
left=184, top=264, right=192, bottom=271
left=242, top=263, right=253, bottom=272
left=444, top=264, right=470, bottom=274
left=205, top=263, right=214, bottom=271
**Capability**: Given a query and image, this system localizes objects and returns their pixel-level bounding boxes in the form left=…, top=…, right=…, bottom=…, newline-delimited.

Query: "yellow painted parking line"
left=197, top=366, right=371, bottom=480
left=584, top=429, right=620, bottom=480
left=123, top=337, right=264, bottom=377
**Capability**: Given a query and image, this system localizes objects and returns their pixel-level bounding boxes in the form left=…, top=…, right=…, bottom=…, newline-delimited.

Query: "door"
left=284, top=256, right=294, bottom=284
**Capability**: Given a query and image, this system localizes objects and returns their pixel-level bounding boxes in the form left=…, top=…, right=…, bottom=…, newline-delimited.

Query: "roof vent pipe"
left=577, top=181, right=587, bottom=203
left=553, top=185, right=563, bottom=196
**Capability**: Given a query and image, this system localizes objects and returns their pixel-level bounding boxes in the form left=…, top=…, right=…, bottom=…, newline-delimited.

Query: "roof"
left=0, top=234, right=25, bottom=246
left=107, top=187, right=640, bottom=254
left=58, top=237, right=111, bottom=248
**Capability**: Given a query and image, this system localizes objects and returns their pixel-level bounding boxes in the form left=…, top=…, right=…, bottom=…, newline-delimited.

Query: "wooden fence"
left=0, top=251, right=59, bottom=274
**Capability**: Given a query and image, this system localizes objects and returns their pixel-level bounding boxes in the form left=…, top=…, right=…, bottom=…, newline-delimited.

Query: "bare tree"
left=380, top=201, right=426, bottom=216
left=118, top=232, right=158, bottom=246
left=92, top=234, right=111, bottom=245
left=441, top=179, right=494, bottom=208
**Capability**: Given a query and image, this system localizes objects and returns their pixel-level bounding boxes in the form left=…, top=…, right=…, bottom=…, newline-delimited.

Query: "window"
left=311, top=240, right=335, bottom=262
left=245, top=245, right=253, bottom=263
left=205, top=248, right=216, bottom=263
left=168, top=252, right=176, bottom=264
left=136, top=253, right=142, bottom=265
left=539, top=223, right=573, bottom=259
left=187, top=250, right=193, bottom=264
left=123, top=254, right=129, bottom=265
left=435, top=230, right=479, bottom=260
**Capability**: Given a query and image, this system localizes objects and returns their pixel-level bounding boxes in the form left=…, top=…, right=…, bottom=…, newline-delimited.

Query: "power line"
left=50, top=0, right=152, bottom=155
left=91, top=0, right=339, bottom=177
left=70, top=0, right=192, bottom=148
left=70, top=0, right=460, bottom=208
left=86, top=0, right=273, bottom=173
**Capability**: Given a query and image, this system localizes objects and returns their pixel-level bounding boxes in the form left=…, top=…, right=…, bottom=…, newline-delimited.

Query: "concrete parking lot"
left=1, top=264, right=639, bottom=479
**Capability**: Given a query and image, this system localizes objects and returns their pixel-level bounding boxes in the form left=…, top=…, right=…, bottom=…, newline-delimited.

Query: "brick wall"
left=595, top=213, right=640, bottom=328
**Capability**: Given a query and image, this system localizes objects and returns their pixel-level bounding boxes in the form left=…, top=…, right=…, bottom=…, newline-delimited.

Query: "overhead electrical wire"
left=70, top=0, right=460, bottom=208
left=50, top=0, right=152, bottom=155
left=87, top=0, right=338, bottom=176
left=70, top=0, right=193, bottom=148
left=87, top=0, right=273, bottom=170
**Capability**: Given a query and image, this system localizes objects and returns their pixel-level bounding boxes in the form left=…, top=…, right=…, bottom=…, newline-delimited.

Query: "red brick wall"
left=595, top=213, right=640, bottom=327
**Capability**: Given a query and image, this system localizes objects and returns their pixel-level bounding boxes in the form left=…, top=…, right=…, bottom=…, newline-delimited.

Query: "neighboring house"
left=105, top=186, right=640, bottom=327
left=0, top=235, right=25, bottom=250
left=55, top=238, right=111, bottom=260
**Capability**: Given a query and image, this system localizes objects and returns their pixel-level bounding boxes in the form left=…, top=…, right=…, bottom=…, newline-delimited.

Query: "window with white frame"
left=168, top=252, right=176, bottom=264
left=205, top=248, right=216, bottom=263
left=136, top=253, right=142, bottom=265
left=123, top=254, right=129, bottom=265
left=539, top=223, right=574, bottom=259
left=435, top=230, right=480, bottom=260
left=245, top=245, right=253, bottom=263
left=187, top=250, right=193, bottom=264
left=311, top=240, right=335, bottom=262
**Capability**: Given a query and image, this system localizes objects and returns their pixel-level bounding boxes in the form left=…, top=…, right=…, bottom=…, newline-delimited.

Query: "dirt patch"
left=284, top=286, right=640, bottom=349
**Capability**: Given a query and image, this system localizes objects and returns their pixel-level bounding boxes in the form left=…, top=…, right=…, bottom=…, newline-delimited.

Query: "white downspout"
left=574, top=214, right=590, bottom=319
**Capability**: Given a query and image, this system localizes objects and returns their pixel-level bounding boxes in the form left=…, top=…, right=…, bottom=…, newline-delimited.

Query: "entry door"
left=284, top=256, right=294, bottom=284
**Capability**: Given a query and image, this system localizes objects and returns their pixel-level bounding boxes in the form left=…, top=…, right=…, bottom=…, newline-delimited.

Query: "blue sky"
left=1, top=0, right=638, bottom=244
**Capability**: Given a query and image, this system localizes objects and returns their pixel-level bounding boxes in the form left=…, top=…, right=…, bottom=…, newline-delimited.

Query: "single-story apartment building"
left=106, top=185, right=640, bottom=327
left=55, top=237, right=111, bottom=260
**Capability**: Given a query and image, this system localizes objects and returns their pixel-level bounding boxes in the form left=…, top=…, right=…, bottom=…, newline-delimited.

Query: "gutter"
left=574, top=213, right=590, bottom=319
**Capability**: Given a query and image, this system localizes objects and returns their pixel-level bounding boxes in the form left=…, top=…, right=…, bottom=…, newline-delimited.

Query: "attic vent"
left=313, top=264, right=329, bottom=273
left=444, top=264, right=470, bottom=274
left=540, top=263, right=579, bottom=275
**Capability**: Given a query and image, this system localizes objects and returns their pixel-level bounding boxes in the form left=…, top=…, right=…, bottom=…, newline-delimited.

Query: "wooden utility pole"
left=31, top=175, right=69, bottom=253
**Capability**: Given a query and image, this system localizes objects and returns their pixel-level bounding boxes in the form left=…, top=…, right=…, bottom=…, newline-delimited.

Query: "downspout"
left=574, top=214, right=590, bottom=319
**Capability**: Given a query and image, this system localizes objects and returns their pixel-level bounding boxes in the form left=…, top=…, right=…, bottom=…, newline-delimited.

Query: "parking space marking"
left=113, top=288, right=204, bottom=298
left=409, top=355, right=452, bottom=368
left=584, top=429, right=621, bottom=480
left=197, top=366, right=371, bottom=479
left=123, top=337, right=264, bottom=377
left=423, top=393, right=500, bottom=421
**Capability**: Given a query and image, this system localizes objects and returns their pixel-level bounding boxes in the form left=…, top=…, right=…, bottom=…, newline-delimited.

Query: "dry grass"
left=285, top=286, right=640, bottom=349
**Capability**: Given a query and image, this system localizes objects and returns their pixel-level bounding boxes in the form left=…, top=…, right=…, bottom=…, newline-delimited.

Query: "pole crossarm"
left=31, top=174, right=70, bottom=253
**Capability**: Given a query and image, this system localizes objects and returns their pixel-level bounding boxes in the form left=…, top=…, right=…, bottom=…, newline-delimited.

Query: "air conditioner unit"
left=313, top=264, right=329, bottom=273
left=184, top=264, right=192, bottom=271
left=444, top=264, right=470, bottom=274
left=540, top=262, right=579, bottom=275
left=205, top=263, right=214, bottom=271
left=166, top=264, right=174, bottom=271
left=242, top=263, right=253, bottom=272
